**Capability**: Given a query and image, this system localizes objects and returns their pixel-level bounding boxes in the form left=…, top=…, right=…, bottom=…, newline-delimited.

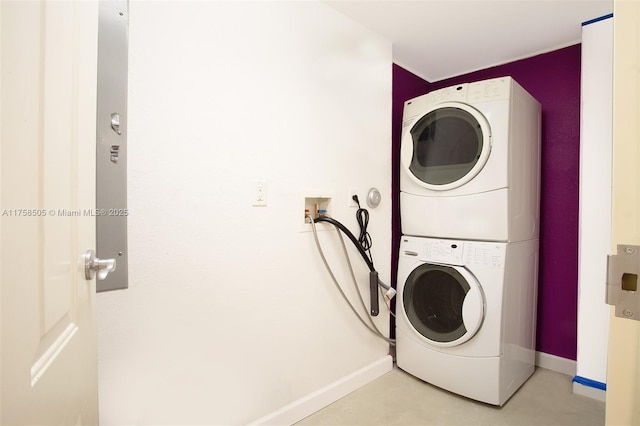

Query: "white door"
left=1, top=1, right=100, bottom=424
left=606, top=0, right=640, bottom=424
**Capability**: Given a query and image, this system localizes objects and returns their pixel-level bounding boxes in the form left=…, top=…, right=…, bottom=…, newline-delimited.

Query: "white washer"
left=396, top=235, right=539, bottom=406
left=400, top=76, right=541, bottom=242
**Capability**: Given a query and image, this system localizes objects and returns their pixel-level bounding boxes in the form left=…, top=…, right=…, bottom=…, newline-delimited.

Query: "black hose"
left=313, top=216, right=375, bottom=272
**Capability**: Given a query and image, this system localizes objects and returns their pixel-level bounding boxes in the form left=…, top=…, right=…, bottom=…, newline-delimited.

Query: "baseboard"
left=534, top=353, right=607, bottom=401
left=572, top=382, right=606, bottom=401
left=572, top=376, right=606, bottom=401
left=249, top=355, right=394, bottom=426
left=535, top=351, right=576, bottom=376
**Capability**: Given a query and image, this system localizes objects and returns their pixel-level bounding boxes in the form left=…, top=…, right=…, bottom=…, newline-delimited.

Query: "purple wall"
left=392, top=44, right=581, bottom=360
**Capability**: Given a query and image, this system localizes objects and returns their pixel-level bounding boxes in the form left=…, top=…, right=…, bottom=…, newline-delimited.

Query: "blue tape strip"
left=572, top=375, right=607, bottom=391
left=582, top=13, right=613, bottom=26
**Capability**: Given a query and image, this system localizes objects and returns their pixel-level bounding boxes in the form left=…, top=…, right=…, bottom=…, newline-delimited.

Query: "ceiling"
left=323, top=0, right=613, bottom=82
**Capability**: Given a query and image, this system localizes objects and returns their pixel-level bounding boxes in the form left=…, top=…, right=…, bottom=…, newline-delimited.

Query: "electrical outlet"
left=253, top=180, right=267, bottom=206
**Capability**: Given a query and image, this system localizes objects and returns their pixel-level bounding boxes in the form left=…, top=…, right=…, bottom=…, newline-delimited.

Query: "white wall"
left=96, top=1, right=393, bottom=424
left=576, top=15, right=612, bottom=391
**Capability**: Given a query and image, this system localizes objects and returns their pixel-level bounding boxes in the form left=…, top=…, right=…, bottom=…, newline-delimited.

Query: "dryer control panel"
left=468, top=77, right=512, bottom=103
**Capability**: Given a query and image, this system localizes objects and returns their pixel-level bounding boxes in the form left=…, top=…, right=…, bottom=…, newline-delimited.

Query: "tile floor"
left=297, top=366, right=605, bottom=425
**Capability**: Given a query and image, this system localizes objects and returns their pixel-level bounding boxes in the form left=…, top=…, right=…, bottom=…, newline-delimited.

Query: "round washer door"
left=401, top=102, right=491, bottom=191
left=402, top=263, right=484, bottom=347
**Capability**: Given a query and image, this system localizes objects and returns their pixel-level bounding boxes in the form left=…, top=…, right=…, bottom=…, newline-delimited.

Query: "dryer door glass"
left=409, top=106, right=484, bottom=186
left=403, top=263, right=470, bottom=343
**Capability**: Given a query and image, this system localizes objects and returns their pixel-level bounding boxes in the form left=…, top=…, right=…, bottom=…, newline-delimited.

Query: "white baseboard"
left=535, top=351, right=576, bottom=376
left=535, top=352, right=608, bottom=402
left=572, top=381, right=606, bottom=402
left=249, top=355, right=393, bottom=426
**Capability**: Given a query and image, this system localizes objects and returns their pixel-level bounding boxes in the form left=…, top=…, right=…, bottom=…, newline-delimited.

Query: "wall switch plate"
left=253, top=180, right=267, bottom=206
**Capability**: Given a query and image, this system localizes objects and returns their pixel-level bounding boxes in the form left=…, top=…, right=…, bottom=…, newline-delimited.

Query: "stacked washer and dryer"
left=396, top=76, right=541, bottom=406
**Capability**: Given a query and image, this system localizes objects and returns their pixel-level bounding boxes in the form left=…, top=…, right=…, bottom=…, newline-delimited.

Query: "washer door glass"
left=403, top=263, right=484, bottom=346
left=407, top=103, right=491, bottom=190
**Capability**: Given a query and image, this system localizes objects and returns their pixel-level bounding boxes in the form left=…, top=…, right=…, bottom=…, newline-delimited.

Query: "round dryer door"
left=402, top=263, right=484, bottom=347
left=402, top=102, right=491, bottom=191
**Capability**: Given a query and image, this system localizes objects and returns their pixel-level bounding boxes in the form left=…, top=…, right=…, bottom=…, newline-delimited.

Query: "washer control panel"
left=464, top=242, right=506, bottom=268
left=400, top=236, right=506, bottom=268
left=401, top=236, right=464, bottom=265
left=424, top=239, right=464, bottom=265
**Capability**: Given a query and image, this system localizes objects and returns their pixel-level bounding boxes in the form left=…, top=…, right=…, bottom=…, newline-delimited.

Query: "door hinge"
left=607, top=244, right=640, bottom=321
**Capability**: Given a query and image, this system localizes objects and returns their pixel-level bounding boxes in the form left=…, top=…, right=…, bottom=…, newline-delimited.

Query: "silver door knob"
left=84, top=250, right=117, bottom=280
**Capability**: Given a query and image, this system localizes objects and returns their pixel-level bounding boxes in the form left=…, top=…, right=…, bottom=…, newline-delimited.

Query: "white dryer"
left=400, top=76, right=541, bottom=242
left=395, top=235, right=539, bottom=406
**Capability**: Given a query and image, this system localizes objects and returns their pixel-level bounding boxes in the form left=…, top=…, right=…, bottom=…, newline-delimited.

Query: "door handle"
left=84, top=250, right=117, bottom=281
left=110, top=112, right=121, bottom=135
left=606, top=244, right=640, bottom=321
